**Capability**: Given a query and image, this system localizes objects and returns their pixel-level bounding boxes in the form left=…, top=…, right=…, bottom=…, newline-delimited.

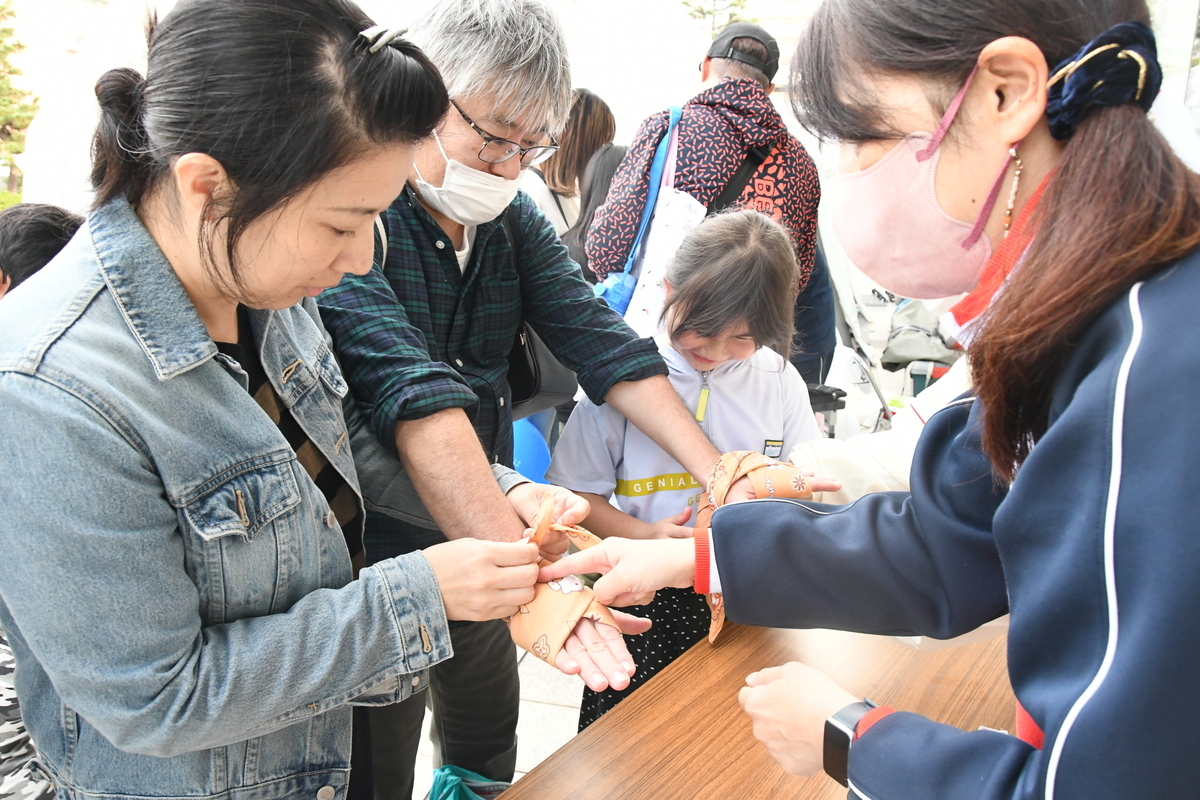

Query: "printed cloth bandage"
left=696, top=451, right=813, bottom=642
left=508, top=497, right=618, bottom=665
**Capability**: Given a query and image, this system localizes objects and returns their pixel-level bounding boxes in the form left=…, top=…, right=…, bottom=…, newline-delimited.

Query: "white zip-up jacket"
left=547, top=335, right=821, bottom=524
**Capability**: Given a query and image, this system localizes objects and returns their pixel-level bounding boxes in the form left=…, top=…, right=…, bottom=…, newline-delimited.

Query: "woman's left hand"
left=737, top=661, right=858, bottom=776
left=553, top=610, right=652, bottom=691
left=506, top=482, right=590, bottom=561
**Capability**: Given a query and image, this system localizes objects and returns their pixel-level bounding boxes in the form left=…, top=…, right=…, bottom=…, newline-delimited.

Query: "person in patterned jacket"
left=586, top=23, right=836, bottom=384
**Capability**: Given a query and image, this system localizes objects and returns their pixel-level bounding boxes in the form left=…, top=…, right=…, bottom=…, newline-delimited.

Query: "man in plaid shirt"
left=318, top=1, right=721, bottom=796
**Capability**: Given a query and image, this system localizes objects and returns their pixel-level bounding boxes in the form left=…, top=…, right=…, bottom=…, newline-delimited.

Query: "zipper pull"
left=695, top=372, right=710, bottom=423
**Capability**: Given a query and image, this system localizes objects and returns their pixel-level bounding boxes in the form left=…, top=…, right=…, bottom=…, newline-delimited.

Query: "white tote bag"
left=622, top=126, right=707, bottom=339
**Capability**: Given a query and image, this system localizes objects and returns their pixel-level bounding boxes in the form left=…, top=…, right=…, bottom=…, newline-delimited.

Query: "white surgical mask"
left=413, top=131, right=522, bottom=226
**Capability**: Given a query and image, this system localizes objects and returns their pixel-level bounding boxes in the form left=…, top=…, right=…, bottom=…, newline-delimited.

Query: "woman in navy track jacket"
left=541, top=0, right=1200, bottom=796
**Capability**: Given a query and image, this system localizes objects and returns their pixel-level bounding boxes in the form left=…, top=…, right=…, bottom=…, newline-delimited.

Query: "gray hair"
left=407, top=0, right=573, bottom=135
left=710, top=37, right=772, bottom=91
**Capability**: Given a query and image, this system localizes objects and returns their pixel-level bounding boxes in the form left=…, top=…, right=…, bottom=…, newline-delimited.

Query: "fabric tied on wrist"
left=508, top=497, right=618, bottom=665
left=1046, top=20, right=1161, bottom=141
left=694, top=451, right=813, bottom=642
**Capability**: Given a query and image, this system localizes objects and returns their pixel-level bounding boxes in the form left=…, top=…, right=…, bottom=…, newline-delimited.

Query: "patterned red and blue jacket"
left=585, top=78, right=820, bottom=288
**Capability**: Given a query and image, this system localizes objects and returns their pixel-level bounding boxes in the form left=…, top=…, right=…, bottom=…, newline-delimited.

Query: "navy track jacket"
left=709, top=251, right=1200, bottom=798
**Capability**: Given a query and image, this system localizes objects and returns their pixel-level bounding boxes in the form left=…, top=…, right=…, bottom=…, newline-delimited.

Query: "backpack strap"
left=707, top=142, right=774, bottom=214
left=620, top=106, right=684, bottom=275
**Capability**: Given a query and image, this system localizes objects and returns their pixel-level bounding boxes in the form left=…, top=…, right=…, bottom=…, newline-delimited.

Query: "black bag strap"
left=501, top=212, right=527, bottom=329
left=707, top=142, right=774, bottom=214
left=501, top=211, right=522, bottom=258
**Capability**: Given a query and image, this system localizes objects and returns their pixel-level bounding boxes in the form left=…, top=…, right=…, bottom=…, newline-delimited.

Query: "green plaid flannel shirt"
left=318, top=187, right=666, bottom=467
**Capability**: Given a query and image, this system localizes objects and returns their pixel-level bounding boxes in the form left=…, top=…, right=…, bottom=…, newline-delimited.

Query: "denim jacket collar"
left=90, top=196, right=218, bottom=381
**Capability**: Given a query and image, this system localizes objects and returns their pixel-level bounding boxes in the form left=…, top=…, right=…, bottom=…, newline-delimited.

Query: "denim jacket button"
left=325, top=511, right=337, bottom=528
left=316, top=786, right=336, bottom=800
left=411, top=676, right=421, bottom=687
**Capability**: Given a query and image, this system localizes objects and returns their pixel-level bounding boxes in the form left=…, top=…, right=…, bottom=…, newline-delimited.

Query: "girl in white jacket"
left=547, top=209, right=822, bottom=728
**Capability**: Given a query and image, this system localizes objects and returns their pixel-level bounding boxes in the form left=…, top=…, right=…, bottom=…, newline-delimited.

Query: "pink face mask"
left=833, top=67, right=1013, bottom=299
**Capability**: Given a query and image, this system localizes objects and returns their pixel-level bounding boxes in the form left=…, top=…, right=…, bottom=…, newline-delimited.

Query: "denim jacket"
left=0, top=198, right=523, bottom=800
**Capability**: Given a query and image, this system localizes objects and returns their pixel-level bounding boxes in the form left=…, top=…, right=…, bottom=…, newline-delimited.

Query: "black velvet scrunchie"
left=1046, top=21, right=1162, bottom=141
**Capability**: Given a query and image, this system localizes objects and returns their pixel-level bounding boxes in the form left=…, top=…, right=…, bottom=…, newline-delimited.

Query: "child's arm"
left=577, top=493, right=694, bottom=540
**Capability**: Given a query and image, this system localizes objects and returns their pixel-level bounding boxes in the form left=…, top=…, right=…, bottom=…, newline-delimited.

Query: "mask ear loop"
left=413, top=129, right=454, bottom=186
left=909, top=62, right=1019, bottom=250
left=960, top=150, right=1016, bottom=250
left=917, top=64, right=979, bottom=162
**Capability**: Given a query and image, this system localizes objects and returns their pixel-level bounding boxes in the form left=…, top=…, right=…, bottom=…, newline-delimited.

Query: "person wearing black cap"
left=586, top=22, right=835, bottom=386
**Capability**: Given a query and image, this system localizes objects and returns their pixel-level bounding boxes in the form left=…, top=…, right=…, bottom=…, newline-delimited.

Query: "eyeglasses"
left=451, top=100, right=559, bottom=167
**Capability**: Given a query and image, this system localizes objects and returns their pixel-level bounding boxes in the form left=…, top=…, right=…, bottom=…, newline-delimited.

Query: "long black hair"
left=91, top=0, right=449, bottom=288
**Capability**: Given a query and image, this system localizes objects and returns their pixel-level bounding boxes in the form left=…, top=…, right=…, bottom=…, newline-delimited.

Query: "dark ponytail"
left=91, top=67, right=157, bottom=209
left=90, top=0, right=449, bottom=292
left=792, top=0, right=1200, bottom=482
left=970, top=103, right=1200, bottom=480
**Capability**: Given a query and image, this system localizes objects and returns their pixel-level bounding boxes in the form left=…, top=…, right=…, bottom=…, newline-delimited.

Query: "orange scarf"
left=943, top=174, right=1052, bottom=343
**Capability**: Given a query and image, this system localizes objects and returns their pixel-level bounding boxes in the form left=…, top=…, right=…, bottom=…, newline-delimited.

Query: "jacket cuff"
left=694, top=528, right=711, bottom=594
left=374, top=553, right=453, bottom=671
left=493, top=463, right=531, bottom=495
left=855, top=705, right=896, bottom=740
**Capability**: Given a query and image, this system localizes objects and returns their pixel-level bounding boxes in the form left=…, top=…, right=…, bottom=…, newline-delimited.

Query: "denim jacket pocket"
left=182, top=455, right=301, bottom=543
left=177, top=453, right=303, bottom=620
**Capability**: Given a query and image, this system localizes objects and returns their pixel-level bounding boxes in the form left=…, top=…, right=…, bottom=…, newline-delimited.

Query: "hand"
left=538, top=538, right=696, bottom=607
left=423, top=539, right=539, bottom=621
left=803, top=471, right=842, bottom=495
left=507, top=482, right=589, bottom=560
left=725, top=471, right=842, bottom=505
left=737, top=662, right=858, bottom=776
left=553, top=610, right=652, bottom=691
left=724, top=476, right=758, bottom=504
left=643, top=507, right=694, bottom=539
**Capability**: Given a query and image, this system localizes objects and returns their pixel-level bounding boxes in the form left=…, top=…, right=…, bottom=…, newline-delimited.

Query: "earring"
left=1002, top=147, right=1023, bottom=235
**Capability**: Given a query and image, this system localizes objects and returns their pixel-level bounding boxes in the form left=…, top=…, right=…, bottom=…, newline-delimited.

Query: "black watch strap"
left=823, top=699, right=877, bottom=787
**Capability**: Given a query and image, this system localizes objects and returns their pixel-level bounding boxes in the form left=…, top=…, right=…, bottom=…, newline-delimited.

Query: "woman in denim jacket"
left=0, top=2, right=637, bottom=798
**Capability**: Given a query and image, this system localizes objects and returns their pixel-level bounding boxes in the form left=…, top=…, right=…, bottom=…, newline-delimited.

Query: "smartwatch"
left=823, top=698, right=877, bottom=787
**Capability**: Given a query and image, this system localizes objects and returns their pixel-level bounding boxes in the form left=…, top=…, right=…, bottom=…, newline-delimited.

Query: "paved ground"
left=411, top=647, right=584, bottom=799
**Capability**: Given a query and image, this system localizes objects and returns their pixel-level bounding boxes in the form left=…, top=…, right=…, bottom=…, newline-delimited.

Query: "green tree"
left=682, top=0, right=753, bottom=39
left=0, top=0, right=38, bottom=194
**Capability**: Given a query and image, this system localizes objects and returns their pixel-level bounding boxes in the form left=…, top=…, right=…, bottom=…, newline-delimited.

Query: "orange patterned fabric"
left=695, top=451, right=813, bottom=642
left=508, top=497, right=618, bottom=665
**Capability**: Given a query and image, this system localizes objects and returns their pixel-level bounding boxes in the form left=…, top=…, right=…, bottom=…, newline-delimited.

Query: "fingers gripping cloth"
left=508, top=497, right=619, bottom=665
left=696, top=451, right=813, bottom=643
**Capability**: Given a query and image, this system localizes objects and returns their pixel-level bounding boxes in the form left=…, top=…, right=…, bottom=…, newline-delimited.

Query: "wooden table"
left=502, top=624, right=1015, bottom=800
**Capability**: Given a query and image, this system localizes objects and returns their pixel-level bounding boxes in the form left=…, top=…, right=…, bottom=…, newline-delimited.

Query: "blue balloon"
left=512, top=418, right=551, bottom=482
